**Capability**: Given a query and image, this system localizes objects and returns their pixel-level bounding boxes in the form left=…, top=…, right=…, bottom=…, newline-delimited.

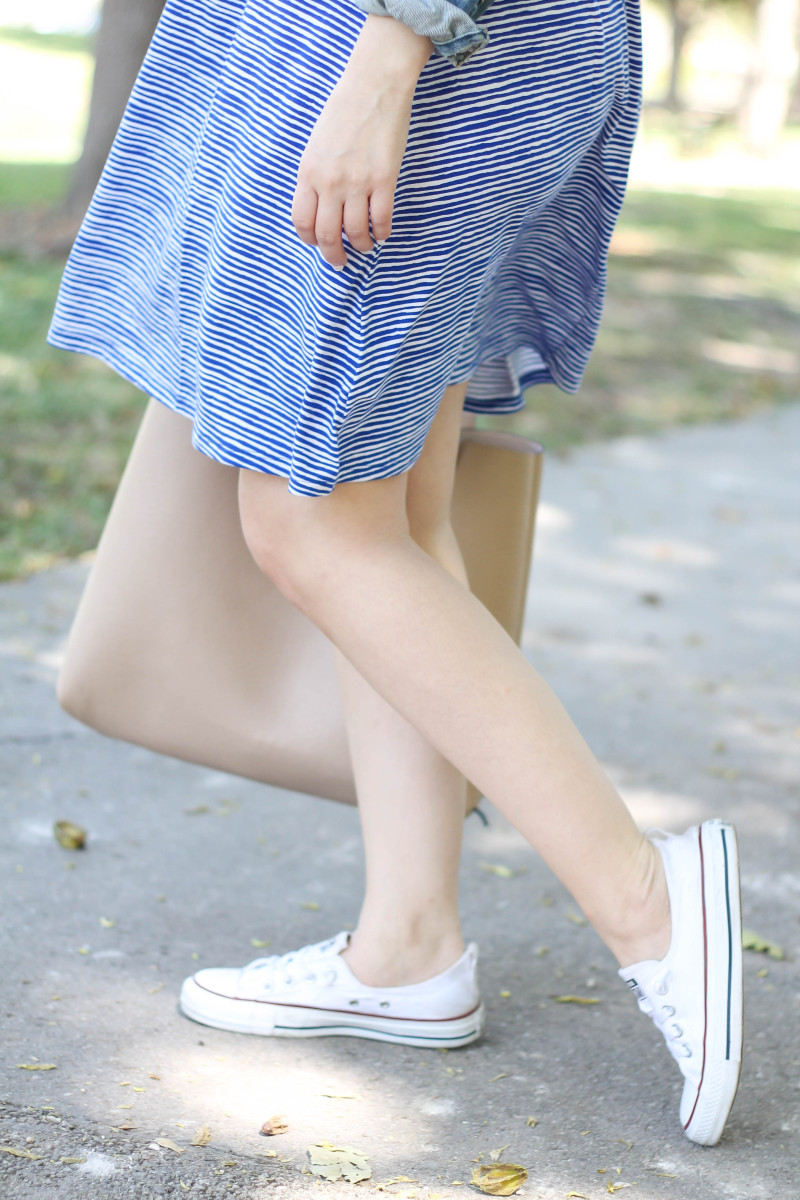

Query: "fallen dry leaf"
left=300, top=901, right=321, bottom=911
left=489, top=1073, right=508, bottom=1082
left=251, top=938, right=271, bottom=948
left=258, top=1149, right=278, bottom=1158
left=191, top=1125, right=212, bottom=1146
left=500, top=990, right=511, bottom=999
left=16, top=1063, right=57, bottom=1071
left=567, top=1194, right=590, bottom=1199
left=99, top=917, right=115, bottom=928
left=525, top=1117, right=538, bottom=1128
left=554, top=996, right=600, bottom=1005
left=60, top=1156, right=87, bottom=1164
left=132, top=1087, right=146, bottom=1092
left=148, top=983, right=164, bottom=994
left=306, top=1141, right=371, bottom=1183
left=383, top=1177, right=418, bottom=1185
left=149, top=1073, right=161, bottom=1080
left=155, top=1138, right=184, bottom=1154
left=470, top=1163, right=528, bottom=1196
left=566, top=911, right=587, bottom=926
left=742, top=929, right=785, bottom=960
left=53, top=820, right=87, bottom=850
left=479, top=862, right=516, bottom=879
left=489, top=1146, right=509, bottom=1162
left=260, top=1115, right=289, bottom=1136
left=1, top=1146, right=43, bottom=1159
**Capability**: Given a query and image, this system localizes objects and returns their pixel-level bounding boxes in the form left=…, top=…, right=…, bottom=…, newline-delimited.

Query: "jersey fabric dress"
left=47, top=0, right=642, bottom=497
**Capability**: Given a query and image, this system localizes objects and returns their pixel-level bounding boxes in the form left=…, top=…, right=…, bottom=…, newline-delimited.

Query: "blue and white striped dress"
left=48, top=0, right=641, bottom=497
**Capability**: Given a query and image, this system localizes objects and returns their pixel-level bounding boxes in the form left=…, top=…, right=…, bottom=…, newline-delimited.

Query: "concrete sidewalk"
left=2, top=404, right=799, bottom=1200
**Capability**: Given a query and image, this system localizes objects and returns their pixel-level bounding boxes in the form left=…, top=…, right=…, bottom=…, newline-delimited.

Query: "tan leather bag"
left=57, top=399, right=543, bottom=809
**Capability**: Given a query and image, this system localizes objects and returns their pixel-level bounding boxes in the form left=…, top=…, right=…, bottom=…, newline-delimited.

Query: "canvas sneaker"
left=179, top=931, right=485, bottom=1048
left=618, top=818, right=743, bottom=1146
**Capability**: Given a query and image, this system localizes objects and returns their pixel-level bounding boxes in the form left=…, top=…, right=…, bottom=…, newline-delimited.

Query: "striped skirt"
left=48, top=0, right=642, bottom=496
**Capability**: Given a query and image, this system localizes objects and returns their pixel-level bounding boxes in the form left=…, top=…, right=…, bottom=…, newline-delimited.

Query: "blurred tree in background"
left=656, top=0, right=799, bottom=151
left=59, top=0, right=165, bottom=225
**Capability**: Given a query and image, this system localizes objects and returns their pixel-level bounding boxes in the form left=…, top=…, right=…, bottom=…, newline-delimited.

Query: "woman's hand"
left=291, top=16, right=432, bottom=269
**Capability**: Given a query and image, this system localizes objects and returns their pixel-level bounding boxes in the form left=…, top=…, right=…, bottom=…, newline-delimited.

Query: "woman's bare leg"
left=335, top=384, right=471, bottom=987
left=238, top=406, right=671, bottom=971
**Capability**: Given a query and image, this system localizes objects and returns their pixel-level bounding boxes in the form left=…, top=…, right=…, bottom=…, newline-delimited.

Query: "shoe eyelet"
left=284, top=976, right=293, bottom=986
left=380, top=1001, right=390, bottom=1009
left=349, top=999, right=359, bottom=1007
left=668, top=1023, right=683, bottom=1038
left=661, top=1005, right=676, bottom=1018
left=679, top=1043, right=692, bottom=1058
left=655, top=980, right=669, bottom=996
left=306, top=973, right=317, bottom=983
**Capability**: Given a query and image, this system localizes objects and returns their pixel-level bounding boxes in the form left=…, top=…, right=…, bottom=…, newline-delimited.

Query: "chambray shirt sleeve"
left=351, top=0, right=496, bottom=67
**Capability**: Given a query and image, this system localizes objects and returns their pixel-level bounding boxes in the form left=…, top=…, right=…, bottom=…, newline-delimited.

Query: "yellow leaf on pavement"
left=471, top=1163, right=528, bottom=1196
left=53, top=820, right=87, bottom=850
left=742, top=929, right=785, bottom=960
left=306, top=1141, right=371, bottom=1183
left=155, top=1138, right=184, bottom=1154
left=479, top=863, right=516, bottom=879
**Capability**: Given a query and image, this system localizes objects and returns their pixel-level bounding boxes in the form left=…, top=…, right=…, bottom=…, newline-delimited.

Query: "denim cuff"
left=352, top=0, right=492, bottom=67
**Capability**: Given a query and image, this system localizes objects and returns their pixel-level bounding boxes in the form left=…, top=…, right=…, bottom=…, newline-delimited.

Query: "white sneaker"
left=179, top=931, right=485, bottom=1048
left=618, top=819, right=743, bottom=1146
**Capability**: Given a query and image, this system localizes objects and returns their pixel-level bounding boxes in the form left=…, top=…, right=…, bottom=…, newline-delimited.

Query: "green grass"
left=0, top=27, right=95, bottom=56
left=1, top=165, right=799, bottom=581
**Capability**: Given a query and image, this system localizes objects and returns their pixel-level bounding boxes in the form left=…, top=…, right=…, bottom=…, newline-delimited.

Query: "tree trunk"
left=665, top=0, right=692, bottom=111
left=739, top=0, right=800, bottom=153
left=59, top=0, right=167, bottom=224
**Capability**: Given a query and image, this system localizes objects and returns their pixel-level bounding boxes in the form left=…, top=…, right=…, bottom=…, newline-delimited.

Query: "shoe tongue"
left=329, top=930, right=351, bottom=954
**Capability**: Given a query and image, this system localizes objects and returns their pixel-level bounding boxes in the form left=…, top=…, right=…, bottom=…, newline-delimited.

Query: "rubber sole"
left=682, top=819, right=744, bottom=1146
left=178, top=977, right=486, bottom=1048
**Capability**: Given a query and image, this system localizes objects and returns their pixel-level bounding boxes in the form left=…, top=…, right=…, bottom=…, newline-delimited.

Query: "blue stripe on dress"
left=48, top=0, right=641, bottom=496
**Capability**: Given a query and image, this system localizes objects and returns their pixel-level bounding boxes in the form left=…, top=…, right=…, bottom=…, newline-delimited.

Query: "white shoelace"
left=635, top=970, right=693, bottom=1062
left=242, top=935, right=343, bottom=991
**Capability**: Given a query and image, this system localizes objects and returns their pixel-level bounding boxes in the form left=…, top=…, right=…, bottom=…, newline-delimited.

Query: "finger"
left=342, top=193, right=373, bottom=254
left=314, top=194, right=348, bottom=268
left=291, top=176, right=319, bottom=247
left=369, top=182, right=395, bottom=245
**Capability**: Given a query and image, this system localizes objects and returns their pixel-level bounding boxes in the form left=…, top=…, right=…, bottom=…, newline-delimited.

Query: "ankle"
left=341, top=922, right=465, bottom=987
left=596, top=836, right=672, bottom=970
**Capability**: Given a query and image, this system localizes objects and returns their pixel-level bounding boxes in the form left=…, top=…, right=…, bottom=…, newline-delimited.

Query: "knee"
left=238, top=477, right=322, bottom=610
